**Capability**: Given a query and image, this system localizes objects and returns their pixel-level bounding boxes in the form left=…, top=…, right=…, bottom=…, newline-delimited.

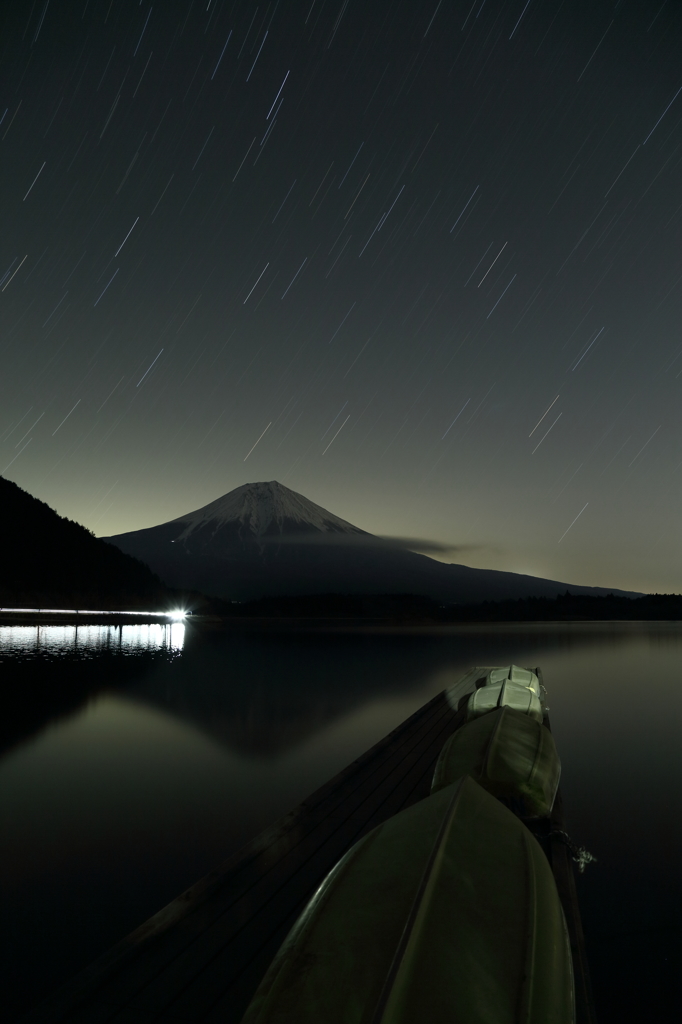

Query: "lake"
left=1, top=620, right=680, bottom=1022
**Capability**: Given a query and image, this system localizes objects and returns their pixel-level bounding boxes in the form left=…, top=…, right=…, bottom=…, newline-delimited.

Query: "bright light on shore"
left=0, top=608, right=191, bottom=619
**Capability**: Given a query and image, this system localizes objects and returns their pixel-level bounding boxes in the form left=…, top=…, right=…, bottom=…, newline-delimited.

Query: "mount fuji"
left=102, top=481, right=637, bottom=604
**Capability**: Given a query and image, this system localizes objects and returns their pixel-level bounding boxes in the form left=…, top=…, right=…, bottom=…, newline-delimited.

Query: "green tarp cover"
left=487, top=665, right=541, bottom=696
left=241, top=776, right=574, bottom=1024
left=467, top=680, right=544, bottom=723
left=432, top=706, right=561, bottom=818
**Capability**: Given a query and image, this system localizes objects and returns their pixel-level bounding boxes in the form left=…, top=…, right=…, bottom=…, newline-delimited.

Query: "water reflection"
left=0, top=623, right=680, bottom=1023
left=128, top=624, right=682, bottom=759
left=0, top=622, right=185, bottom=660
left=0, top=623, right=185, bottom=764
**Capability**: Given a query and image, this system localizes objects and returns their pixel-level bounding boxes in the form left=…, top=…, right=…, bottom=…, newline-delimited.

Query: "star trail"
left=2, top=0, right=682, bottom=592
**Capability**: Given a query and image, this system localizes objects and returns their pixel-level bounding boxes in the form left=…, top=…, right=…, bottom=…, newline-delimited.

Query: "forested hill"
left=0, top=476, right=169, bottom=609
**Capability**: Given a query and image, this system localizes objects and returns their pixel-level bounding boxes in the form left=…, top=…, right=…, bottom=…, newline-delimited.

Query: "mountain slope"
left=103, top=481, right=639, bottom=603
left=0, top=476, right=170, bottom=609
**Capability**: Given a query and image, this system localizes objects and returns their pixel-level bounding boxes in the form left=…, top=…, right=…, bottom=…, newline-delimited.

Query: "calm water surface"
left=1, top=621, right=681, bottom=1022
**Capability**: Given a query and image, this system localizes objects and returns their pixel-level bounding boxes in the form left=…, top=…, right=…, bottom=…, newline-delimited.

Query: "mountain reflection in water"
left=0, top=620, right=640, bottom=759
left=1, top=621, right=681, bottom=1023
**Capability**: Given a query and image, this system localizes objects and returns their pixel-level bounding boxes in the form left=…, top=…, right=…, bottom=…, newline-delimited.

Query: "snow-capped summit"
left=169, top=481, right=366, bottom=545
left=103, top=480, right=376, bottom=586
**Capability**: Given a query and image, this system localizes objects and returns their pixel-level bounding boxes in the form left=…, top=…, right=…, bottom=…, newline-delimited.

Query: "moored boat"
left=466, top=663, right=544, bottom=722
left=241, top=774, right=574, bottom=1024
left=240, top=665, right=576, bottom=1024
left=432, top=704, right=561, bottom=818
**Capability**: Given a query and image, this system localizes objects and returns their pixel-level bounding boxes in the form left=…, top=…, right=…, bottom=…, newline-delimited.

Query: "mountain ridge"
left=103, top=480, right=640, bottom=603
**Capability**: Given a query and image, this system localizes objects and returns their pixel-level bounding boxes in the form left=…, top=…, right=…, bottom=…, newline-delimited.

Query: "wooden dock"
left=25, top=668, right=596, bottom=1024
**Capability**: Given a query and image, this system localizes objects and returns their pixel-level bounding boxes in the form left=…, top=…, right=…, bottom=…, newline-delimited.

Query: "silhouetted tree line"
left=451, top=590, right=682, bottom=621
left=0, top=476, right=170, bottom=609
left=229, top=590, right=682, bottom=621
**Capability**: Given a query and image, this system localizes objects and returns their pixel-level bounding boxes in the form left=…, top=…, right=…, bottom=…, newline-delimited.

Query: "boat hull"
left=432, top=705, right=561, bottom=817
left=241, top=775, right=574, bottom=1024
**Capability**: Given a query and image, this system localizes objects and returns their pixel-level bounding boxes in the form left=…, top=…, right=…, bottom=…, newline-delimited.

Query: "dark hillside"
left=0, top=476, right=169, bottom=609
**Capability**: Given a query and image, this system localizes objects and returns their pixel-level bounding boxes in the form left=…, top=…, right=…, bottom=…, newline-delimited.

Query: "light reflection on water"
left=0, top=622, right=185, bottom=659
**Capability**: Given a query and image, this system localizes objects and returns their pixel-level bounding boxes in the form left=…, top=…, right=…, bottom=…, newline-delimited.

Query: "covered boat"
left=240, top=774, right=575, bottom=1024
left=487, top=664, right=542, bottom=695
left=432, top=704, right=561, bottom=817
left=467, top=663, right=544, bottom=722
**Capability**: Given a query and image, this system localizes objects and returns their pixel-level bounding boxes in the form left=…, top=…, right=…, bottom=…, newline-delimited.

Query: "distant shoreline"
left=214, top=591, right=682, bottom=625
left=3, top=591, right=682, bottom=629
left=4, top=615, right=682, bottom=635
left=198, top=617, right=682, bottom=635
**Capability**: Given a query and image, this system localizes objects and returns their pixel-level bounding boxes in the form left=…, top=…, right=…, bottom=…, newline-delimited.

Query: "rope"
left=547, top=829, right=598, bottom=873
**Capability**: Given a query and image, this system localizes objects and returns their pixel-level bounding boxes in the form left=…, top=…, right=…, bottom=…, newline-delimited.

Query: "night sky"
left=2, top=0, right=682, bottom=593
